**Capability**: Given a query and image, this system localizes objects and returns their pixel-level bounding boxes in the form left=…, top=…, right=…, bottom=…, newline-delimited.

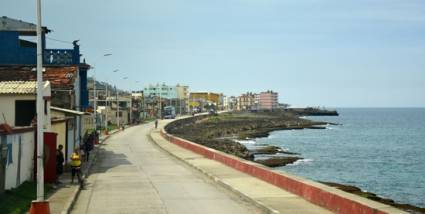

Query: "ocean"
left=255, top=108, right=425, bottom=208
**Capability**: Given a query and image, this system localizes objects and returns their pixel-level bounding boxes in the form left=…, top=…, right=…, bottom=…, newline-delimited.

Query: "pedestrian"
left=70, top=148, right=82, bottom=184
left=85, top=132, right=95, bottom=162
left=155, top=119, right=158, bottom=129
left=56, top=145, right=64, bottom=184
left=83, top=135, right=90, bottom=162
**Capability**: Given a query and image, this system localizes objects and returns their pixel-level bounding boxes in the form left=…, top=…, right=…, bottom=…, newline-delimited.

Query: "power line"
left=46, top=36, right=74, bottom=44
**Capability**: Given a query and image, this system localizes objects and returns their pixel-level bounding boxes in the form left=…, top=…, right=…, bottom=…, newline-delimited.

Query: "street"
left=71, top=123, right=260, bottom=214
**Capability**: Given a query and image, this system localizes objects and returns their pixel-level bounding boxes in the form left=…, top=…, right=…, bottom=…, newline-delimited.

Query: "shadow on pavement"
left=89, top=145, right=132, bottom=174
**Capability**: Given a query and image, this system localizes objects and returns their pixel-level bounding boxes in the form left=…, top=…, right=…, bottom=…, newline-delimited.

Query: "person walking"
left=84, top=133, right=94, bottom=162
left=70, top=148, right=82, bottom=185
left=55, top=145, right=64, bottom=184
left=155, top=119, right=158, bottom=129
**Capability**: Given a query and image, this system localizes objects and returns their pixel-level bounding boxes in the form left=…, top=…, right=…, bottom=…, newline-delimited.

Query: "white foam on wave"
left=289, top=159, right=314, bottom=166
left=235, top=139, right=257, bottom=144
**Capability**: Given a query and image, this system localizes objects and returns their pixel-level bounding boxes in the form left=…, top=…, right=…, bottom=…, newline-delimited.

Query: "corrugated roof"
left=0, top=66, right=77, bottom=89
left=0, top=81, right=50, bottom=94
left=0, top=81, right=36, bottom=94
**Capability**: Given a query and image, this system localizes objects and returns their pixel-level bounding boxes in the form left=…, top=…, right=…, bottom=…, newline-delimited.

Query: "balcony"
left=44, top=49, right=79, bottom=65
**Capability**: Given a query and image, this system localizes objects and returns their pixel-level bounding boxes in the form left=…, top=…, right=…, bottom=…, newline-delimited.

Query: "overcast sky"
left=2, top=0, right=425, bottom=107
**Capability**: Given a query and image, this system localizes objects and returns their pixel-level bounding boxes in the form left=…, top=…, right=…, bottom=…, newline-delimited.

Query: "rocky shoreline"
left=164, top=111, right=424, bottom=213
left=165, top=111, right=331, bottom=166
left=322, top=182, right=425, bottom=214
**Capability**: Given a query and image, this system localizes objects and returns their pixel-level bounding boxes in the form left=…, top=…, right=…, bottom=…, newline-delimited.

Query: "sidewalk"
left=48, top=129, right=119, bottom=214
left=150, top=120, right=332, bottom=214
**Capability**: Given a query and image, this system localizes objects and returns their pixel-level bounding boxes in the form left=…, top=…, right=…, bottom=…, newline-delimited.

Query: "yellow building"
left=208, top=93, right=220, bottom=104
left=189, top=92, right=222, bottom=112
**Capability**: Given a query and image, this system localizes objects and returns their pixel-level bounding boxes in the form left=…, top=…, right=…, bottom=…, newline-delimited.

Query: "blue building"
left=0, top=16, right=90, bottom=110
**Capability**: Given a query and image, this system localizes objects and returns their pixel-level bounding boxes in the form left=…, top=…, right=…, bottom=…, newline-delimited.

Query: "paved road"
left=72, top=123, right=260, bottom=214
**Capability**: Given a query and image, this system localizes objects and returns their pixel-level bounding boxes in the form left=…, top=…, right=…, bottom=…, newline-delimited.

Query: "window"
left=15, top=100, right=36, bottom=126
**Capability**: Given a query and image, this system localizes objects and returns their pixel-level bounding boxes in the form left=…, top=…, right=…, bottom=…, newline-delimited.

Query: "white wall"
left=4, top=131, right=35, bottom=190
left=0, top=95, right=35, bottom=127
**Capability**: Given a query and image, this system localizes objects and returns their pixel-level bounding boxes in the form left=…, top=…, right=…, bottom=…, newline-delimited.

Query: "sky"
left=1, top=0, right=425, bottom=107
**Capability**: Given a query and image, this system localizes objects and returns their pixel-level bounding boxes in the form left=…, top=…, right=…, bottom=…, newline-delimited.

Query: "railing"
left=43, top=49, right=75, bottom=65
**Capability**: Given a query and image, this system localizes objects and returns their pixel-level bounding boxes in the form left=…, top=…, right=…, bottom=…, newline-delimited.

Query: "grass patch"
left=0, top=181, right=53, bottom=214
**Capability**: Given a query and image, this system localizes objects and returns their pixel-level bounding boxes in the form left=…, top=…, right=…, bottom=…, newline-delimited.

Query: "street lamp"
left=104, top=69, right=119, bottom=133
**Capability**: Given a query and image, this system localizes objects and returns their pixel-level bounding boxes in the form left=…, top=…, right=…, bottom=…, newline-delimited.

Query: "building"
left=0, top=16, right=90, bottom=110
left=144, top=83, right=177, bottom=100
left=50, top=106, right=92, bottom=163
left=131, top=91, right=145, bottom=123
left=0, top=16, right=92, bottom=152
left=0, top=81, right=51, bottom=191
left=0, top=81, right=51, bottom=127
left=175, top=84, right=189, bottom=114
left=237, top=92, right=256, bottom=111
left=189, top=92, right=222, bottom=112
left=223, top=96, right=237, bottom=111
left=259, top=90, right=278, bottom=110
left=0, top=17, right=94, bottom=190
left=144, top=83, right=189, bottom=115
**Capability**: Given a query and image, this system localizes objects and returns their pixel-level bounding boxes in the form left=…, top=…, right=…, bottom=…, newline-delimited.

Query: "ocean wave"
left=235, top=139, right=257, bottom=144
left=289, top=159, right=314, bottom=166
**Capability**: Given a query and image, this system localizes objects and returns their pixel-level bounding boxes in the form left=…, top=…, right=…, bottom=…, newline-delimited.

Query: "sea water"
left=256, top=108, right=425, bottom=207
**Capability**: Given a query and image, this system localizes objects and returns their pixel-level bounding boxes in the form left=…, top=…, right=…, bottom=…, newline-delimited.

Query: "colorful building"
left=189, top=92, right=222, bottom=112
left=237, top=92, right=256, bottom=111
left=0, top=16, right=90, bottom=110
left=259, top=90, right=279, bottom=110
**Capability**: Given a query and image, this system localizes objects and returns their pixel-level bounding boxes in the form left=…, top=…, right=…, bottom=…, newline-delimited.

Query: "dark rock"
left=321, top=182, right=425, bottom=214
left=249, top=145, right=282, bottom=155
left=255, top=157, right=302, bottom=167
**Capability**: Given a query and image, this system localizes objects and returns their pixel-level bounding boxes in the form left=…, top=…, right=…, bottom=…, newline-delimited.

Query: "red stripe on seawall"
left=160, top=130, right=389, bottom=214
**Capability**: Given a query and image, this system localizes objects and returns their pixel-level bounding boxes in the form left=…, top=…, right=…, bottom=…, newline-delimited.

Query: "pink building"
left=259, top=90, right=278, bottom=110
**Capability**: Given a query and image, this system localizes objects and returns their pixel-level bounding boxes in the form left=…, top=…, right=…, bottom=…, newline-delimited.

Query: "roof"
left=0, top=66, right=77, bottom=89
left=0, top=16, right=50, bottom=35
left=0, top=81, right=50, bottom=95
left=50, top=106, right=90, bottom=116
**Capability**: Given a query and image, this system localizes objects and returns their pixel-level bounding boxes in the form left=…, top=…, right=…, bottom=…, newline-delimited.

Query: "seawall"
left=160, top=119, right=406, bottom=214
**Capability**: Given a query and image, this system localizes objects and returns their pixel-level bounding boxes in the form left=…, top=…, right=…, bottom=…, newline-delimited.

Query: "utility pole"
left=30, top=1, right=51, bottom=212
left=104, top=84, right=108, bottom=132
left=105, top=69, right=119, bottom=132
left=35, top=0, right=44, bottom=202
left=159, top=91, right=162, bottom=119
left=116, top=86, right=120, bottom=128
left=129, top=95, right=132, bottom=124
left=93, top=76, right=97, bottom=131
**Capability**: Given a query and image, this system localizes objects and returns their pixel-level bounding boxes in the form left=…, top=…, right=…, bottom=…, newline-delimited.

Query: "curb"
left=148, top=131, right=279, bottom=214
left=60, top=129, right=120, bottom=214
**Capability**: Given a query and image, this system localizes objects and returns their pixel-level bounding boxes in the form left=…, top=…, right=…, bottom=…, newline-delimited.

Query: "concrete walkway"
left=48, top=130, right=118, bottom=214
left=150, top=119, right=332, bottom=214
left=71, top=123, right=260, bottom=214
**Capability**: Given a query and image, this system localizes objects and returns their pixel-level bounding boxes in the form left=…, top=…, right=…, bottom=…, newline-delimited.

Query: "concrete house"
left=0, top=81, right=51, bottom=127
left=0, top=81, right=51, bottom=191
